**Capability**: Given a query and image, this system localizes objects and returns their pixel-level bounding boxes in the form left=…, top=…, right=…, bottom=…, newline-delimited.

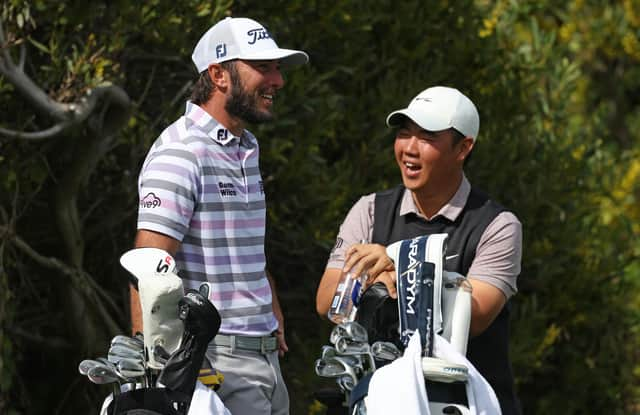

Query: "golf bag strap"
left=348, top=372, right=373, bottom=410
left=391, top=234, right=447, bottom=352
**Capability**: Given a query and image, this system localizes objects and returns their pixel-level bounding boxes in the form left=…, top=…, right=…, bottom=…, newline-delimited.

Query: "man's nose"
left=404, top=136, right=420, bottom=153
left=269, top=69, right=285, bottom=89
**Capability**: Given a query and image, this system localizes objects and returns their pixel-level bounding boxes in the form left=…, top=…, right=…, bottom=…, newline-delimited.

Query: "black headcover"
left=156, top=287, right=221, bottom=398
left=355, top=282, right=401, bottom=349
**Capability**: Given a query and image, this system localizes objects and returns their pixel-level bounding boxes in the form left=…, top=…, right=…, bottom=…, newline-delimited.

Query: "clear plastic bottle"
left=327, top=239, right=368, bottom=324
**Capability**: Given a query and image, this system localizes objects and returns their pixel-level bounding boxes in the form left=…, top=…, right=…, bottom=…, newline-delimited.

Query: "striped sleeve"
left=137, top=141, right=201, bottom=242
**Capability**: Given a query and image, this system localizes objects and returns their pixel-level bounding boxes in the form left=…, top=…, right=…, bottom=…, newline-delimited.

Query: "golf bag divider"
left=424, top=380, right=468, bottom=407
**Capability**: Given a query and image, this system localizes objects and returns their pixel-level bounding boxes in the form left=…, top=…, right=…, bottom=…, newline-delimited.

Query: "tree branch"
left=0, top=22, right=70, bottom=121
left=0, top=21, right=130, bottom=140
left=1, top=225, right=122, bottom=334
left=0, top=121, right=73, bottom=141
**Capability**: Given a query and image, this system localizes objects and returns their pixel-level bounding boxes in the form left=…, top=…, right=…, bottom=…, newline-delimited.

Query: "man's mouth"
left=404, top=162, right=421, bottom=171
left=401, top=161, right=422, bottom=179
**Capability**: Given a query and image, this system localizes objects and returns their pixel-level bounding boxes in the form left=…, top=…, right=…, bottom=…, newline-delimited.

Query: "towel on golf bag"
left=364, top=331, right=428, bottom=414
left=99, top=381, right=231, bottom=415
left=364, top=332, right=502, bottom=415
left=433, top=335, right=501, bottom=415
left=187, top=381, right=231, bottom=415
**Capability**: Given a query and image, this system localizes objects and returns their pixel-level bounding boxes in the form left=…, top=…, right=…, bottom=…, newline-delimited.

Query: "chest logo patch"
left=218, top=182, right=237, bottom=197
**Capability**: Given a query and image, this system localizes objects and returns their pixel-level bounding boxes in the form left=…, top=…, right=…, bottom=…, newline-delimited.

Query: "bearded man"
left=131, top=17, right=308, bottom=415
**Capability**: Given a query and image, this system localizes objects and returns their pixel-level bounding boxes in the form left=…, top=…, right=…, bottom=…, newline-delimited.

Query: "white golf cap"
left=192, top=17, right=309, bottom=72
left=386, top=86, right=480, bottom=141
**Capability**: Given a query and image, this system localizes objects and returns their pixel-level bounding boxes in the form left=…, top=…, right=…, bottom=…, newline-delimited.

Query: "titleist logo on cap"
left=247, top=28, right=271, bottom=45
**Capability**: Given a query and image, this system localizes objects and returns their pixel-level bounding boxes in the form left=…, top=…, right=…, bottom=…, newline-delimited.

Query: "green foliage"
left=1, top=0, right=639, bottom=414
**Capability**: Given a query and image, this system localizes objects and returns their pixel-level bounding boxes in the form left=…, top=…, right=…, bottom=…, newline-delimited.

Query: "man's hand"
left=343, top=243, right=395, bottom=281
left=369, top=270, right=398, bottom=299
left=274, top=324, right=288, bottom=357
left=266, top=269, right=288, bottom=356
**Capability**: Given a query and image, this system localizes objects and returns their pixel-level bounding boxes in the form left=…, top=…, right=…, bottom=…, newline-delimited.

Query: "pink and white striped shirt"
left=137, top=102, right=276, bottom=336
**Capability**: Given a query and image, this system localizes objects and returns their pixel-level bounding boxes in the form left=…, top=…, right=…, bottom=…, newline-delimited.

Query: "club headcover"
left=179, top=287, right=221, bottom=343
left=355, top=282, right=401, bottom=349
left=120, top=248, right=185, bottom=369
left=157, top=287, right=221, bottom=398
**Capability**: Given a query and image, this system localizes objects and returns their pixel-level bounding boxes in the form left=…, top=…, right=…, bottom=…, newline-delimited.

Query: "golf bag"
left=79, top=248, right=229, bottom=415
left=315, top=234, right=500, bottom=415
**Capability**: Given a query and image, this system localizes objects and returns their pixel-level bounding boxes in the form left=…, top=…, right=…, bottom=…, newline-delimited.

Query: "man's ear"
left=458, top=137, right=475, bottom=162
left=208, top=64, right=228, bottom=90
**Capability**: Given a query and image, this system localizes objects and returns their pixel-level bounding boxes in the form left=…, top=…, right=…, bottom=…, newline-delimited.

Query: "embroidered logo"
left=259, top=180, right=264, bottom=195
left=218, top=182, right=237, bottom=197
left=140, top=192, right=161, bottom=208
left=156, top=256, right=173, bottom=274
left=331, top=237, right=344, bottom=253
left=216, top=43, right=227, bottom=59
left=217, top=129, right=228, bottom=141
left=247, top=28, right=271, bottom=45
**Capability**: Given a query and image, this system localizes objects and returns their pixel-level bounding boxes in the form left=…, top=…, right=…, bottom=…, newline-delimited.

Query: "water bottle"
left=327, top=239, right=368, bottom=324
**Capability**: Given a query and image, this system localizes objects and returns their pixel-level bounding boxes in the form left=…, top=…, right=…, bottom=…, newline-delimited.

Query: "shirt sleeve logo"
left=140, top=192, right=161, bottom=208
left=331, top=237, right=344, bottom=253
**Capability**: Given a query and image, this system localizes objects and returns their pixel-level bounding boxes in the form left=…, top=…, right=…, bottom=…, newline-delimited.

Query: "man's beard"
left=225, top=74, right=274, bottom=125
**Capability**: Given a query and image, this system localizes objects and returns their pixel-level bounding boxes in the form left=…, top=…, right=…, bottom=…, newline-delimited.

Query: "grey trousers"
left=206, top=343, right=289, bottom=415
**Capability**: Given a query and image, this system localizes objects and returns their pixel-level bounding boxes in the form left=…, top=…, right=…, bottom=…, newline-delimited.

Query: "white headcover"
left=120, top=248, right=185, bottom=369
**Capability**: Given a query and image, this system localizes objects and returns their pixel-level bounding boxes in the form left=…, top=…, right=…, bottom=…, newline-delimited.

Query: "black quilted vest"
left=371, top=184, right=521, bottom=415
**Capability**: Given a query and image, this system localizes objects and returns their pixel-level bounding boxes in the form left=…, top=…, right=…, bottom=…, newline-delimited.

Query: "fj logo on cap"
left=247, top=28, right=271, bottom=45
left=216, top=44, right=227, bottom=59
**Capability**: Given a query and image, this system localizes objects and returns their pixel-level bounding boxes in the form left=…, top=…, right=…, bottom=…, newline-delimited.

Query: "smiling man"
left=131, top=17, right=308, bottom=415
left=316, top=86, right=523, bottom=414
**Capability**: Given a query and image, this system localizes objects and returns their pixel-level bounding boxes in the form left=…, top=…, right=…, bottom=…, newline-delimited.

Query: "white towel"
left=364, top=332, right=502, bottom=415
left=188, top=381, right=232, bottom=415
left=365, top=332, right=430, bottom=414
left=433, top=335, right=502, bottom=415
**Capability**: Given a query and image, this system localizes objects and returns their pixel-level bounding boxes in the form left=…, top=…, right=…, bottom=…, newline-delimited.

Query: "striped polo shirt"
left=137, top=101, right=276, bottom=336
